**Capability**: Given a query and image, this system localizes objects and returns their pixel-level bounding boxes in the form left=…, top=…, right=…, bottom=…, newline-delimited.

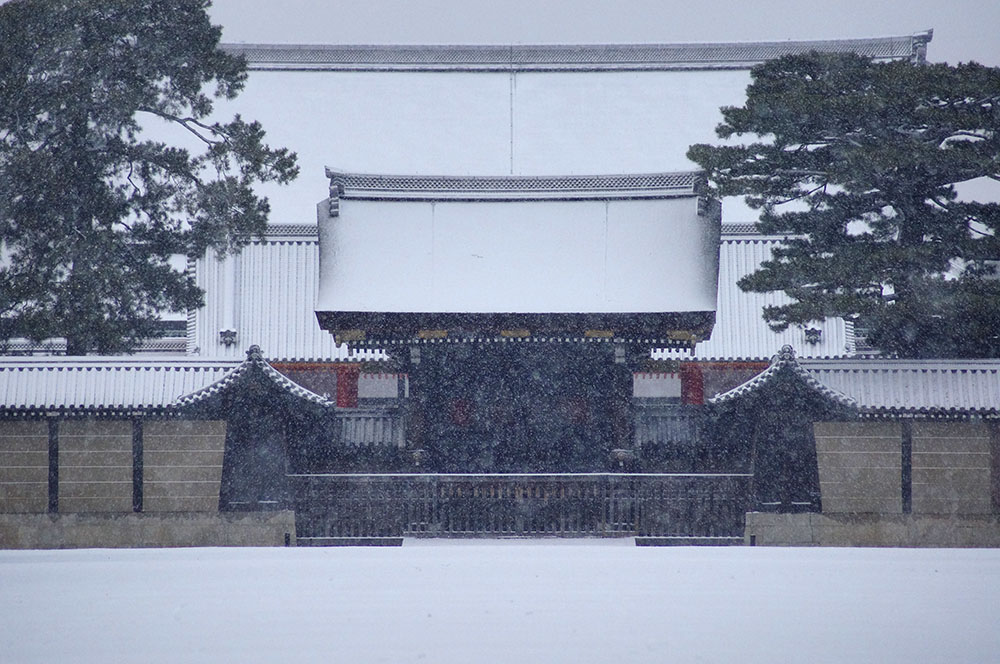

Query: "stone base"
left=297, top=536, right=403, bottom=547
left=635, top=536, right=743, bottom=546
left=0, top=511, right=296, bottom=549
left=745, top=512, right=1000, bottom=547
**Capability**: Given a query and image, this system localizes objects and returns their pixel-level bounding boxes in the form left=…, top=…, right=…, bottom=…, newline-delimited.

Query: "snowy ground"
left=2, top=540, right=998, bottom=664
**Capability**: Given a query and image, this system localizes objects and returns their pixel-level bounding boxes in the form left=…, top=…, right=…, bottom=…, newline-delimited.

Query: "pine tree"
left=0, top=0, right=298, bottom=354
left=688, top=52, right=1000, bottom=357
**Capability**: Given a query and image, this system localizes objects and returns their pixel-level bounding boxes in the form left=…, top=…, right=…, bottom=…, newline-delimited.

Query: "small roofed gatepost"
left=178, top=346, right=335, bottom=510
left=315, top=171, right=721, bottom=471
left=708, top=346, right=859, bottom=513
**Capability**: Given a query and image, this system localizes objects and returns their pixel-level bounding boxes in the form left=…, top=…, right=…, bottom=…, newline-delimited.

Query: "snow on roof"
left=175, top=346, right=333, bottom=409
left=0, top=347, right=333, bottom=413
left=317, top=171, right=720, bottom=324
left=710, top=346, right=1000, bottom=417
left=657, top=226, right=854, bottom=360
left=224, top=34, right=929, bottom=71
left=190, top=227, right=383, bottom=362
left=0, top=356, right=239, bottom=413
left=799, top=357, right=1000, bottom=417
left=709, top=346, right=857, bottom=409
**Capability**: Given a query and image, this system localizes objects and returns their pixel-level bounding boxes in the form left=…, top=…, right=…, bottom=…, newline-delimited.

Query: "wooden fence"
left=290, top=473, right=750, bottom=543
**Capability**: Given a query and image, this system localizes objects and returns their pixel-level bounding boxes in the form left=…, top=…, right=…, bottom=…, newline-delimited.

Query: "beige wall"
left=0, top=421, right=49, bottom=513
left=143, top=420, right=225, bottom=512
left=912, top=421, right=993, bottom=515
left=814, top=421, right=902, bottom=514
left=59, top=420, right=133, bottom=513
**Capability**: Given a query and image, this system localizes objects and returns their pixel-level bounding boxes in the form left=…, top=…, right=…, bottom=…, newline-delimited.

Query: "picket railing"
left=290, top=472, right=750, bottom=543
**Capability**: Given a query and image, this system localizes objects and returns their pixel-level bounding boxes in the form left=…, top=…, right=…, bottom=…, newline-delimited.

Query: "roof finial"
left=776, top=345, right=796, bottom=364
left=246, top=345, right=263, bottom=361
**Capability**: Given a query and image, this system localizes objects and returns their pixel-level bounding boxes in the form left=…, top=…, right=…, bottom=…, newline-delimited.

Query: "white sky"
left=209, top=0, right=1000, bottom=67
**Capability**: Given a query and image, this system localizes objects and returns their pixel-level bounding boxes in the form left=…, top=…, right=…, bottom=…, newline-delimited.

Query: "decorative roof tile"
left=224, top=34, right=928, bottom=72
left=326, top=170, right=702, bottom=203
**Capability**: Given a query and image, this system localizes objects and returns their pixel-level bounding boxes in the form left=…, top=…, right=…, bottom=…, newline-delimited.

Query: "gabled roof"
left=709, top=345, right=857, bottom=409
left=224, top=34, right=930, bottom=72
left=0, top=347, right=333, bottom=414
left=174, top=346, right=333, bottom=409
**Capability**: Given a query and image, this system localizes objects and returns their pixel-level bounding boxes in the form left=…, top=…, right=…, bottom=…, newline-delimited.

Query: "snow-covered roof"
left=710, top=346, right=1000, bottom=417
left=224, top=34, right=929, bottom=71
left=709, top=346, right=857, bottom=409
left=0, top=356, right=239, bottom=413
left=0, top=346, right=333, bottom=414
left=175, top=346, right=333, bottom=409
left=798, top=357, right=1000, bottom=417
left=189, top=226, right=383, bottom=362
left=659, top=226, right=855, bottom=360
left=210, top=35, right=930, bottom=228
left=317, top=171, right=720, bottom=344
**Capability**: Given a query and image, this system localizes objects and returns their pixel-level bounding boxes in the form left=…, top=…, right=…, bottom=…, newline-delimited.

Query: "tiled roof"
left=0, top=347, right=335, bottom=413
left=224, top=34, right=928, bottom=72
left=710, top=347, right=1000, bottom=417
left=709, top=346, right=858, bottom=409
left=0, top=356, right=240, bottom=413
left=175, top=346, right=333, bottom=409
left=327, top=170, right=702, bottom=205
left=189, top=233, right=384, bottom=362
left=658, top=232, right=854, bottom=360
left=799, top=358, right=1000, bottom=416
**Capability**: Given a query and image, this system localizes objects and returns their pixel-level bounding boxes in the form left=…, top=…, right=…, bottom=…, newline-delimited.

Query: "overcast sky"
left=209, top=0, right=1000, bottom=67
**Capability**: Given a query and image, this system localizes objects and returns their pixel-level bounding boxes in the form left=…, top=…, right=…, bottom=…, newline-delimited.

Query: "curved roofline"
left=709, top=345, right=858, bottom=409
left=176, top=346, right=333, bottom=409
left=223, top=33, right=930, bottom=72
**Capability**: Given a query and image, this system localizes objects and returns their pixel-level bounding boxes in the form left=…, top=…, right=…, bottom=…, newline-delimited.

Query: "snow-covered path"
left=2, top=541, right=998, bottom=663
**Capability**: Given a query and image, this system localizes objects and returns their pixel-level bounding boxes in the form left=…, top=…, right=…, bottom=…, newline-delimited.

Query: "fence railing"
left=290, top=473, right=750, bottom=542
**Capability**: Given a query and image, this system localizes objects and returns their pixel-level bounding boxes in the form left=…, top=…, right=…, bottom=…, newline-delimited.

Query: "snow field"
left=1, top=541, right=998, bottom=663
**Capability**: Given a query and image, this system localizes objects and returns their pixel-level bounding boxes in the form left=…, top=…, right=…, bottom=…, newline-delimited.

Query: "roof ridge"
left=224, top=34, right=927, bottom=71
left=709, top=345, right=858, bottom=408
left=175, top=345, right=333, bottom=409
